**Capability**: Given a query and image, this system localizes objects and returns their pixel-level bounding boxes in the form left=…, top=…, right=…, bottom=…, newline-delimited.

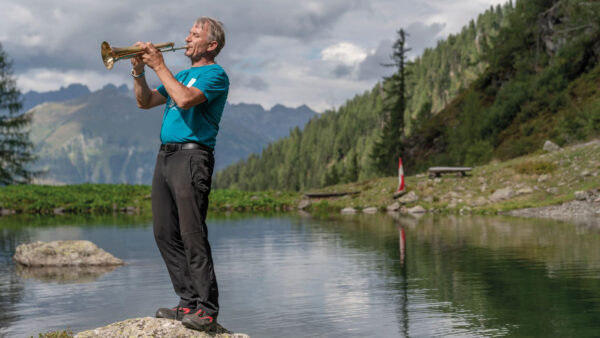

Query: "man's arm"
left=133, top=75, right=167, bottom=109
left=140, top=43, right=207, bottom=110
left=131, top=45, right=167, bottom=109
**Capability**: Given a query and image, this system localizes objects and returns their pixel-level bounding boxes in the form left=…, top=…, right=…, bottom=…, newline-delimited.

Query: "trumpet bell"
left=101, top=41, right=116, bottom=70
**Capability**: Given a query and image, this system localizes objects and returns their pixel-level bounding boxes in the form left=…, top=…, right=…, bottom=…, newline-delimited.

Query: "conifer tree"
left=0, top=43, right=35, bottom=185
left=371, top=29, right=410, bottom=175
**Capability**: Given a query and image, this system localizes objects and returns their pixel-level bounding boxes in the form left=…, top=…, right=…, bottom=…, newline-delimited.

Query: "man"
left=131, top=17, right=228, bottom=332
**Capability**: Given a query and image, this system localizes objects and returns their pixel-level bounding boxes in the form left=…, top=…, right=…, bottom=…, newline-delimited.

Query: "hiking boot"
left=155, top=306, right=193, bottom=321
left=182, top=309, right=217, bottom=331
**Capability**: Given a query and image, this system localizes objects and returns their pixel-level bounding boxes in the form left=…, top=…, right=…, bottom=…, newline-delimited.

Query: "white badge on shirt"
left=187, top=78, right=197, bottom=88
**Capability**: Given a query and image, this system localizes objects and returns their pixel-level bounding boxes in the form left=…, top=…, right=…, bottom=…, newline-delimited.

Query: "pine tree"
left=371, top=29, right=410, bottom=175
left=0, top=43, right=35, bottom=185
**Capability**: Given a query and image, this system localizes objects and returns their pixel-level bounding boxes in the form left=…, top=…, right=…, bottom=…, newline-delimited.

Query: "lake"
left=1, top=212, right=600, bottom=337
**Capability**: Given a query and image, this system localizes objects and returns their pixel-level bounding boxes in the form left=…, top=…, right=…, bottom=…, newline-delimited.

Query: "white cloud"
left=18, top=68, right=129, bottom=93
left=321, top=42, right=368, bottom=66
left=421, top=0, right=508, bottom=37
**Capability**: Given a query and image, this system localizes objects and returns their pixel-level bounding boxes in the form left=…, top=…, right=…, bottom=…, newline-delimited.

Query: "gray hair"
left=195, top=17, right=226, bottom=57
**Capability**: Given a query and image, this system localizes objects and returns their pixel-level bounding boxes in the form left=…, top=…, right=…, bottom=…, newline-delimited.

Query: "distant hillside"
left=22, top=83, right=92, bottom=112
left=215, top=0, right=600, bottom=191
left=27, top=85, right=315, bottom=184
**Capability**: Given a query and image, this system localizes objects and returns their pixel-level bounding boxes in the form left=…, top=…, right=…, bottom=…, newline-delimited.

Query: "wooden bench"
left=304, top=191, right=360, bottom=198
left=428, top=166, right=472, bottom=178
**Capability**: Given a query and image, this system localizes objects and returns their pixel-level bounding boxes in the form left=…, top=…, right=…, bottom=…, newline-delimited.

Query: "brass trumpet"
left=101, top=41, right=187, bottom=70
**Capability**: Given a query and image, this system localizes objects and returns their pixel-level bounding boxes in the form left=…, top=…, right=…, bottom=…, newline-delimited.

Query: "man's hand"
left=139, top=42, right=166, bottom=72
left=130, top=41, right=145, bottom=75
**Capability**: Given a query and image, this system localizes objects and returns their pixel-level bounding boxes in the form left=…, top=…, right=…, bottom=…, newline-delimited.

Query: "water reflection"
left=15, top=265, right=120, bottom=284
left=1, top=212, right=600, bottom=337
left=0, top=222, right=29, bottom=334
left=400, top=215, right=600, bottom=337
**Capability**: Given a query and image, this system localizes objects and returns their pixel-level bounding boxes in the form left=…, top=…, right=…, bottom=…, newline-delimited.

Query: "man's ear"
left=207, top=41, right=218, bottom=52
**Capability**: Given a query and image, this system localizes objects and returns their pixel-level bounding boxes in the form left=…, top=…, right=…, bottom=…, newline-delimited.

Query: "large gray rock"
left=489, top=188, right=514, bottom=202
left=398, top=191, right=419, bottom=204
left=75, top=317, right=248, bottom=338
left=13, top=240, right=124, bottom=267
left=386, top=202, right=401, bottom=211
left=574, top=191, right=588, bottom=201
left=538, top=174, right=550, bottom=182
left=340, top=207, right=357, bottom=214
left=441, top=191, right=461, bottom=202
left=407, top=205, right=427, bottom=214
left=543, top=140, right=561, bottom=152
left=297, top=199, right=311, bottom=210
left=471, top=196, right=488, bottom=207
left=516, top=187, right=534, bottom=196
left=362, top=207, right=378, bottom=214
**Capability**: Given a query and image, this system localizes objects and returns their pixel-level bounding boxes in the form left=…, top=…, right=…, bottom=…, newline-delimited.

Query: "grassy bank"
left=1, top=139, right=598, bottom=216
left=305, top=139, right=600, bottom=214
left=0, top=184, right=299, bottom=215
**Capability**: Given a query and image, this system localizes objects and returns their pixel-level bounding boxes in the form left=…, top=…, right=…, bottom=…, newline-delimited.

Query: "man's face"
left=185, top=22, right=217, bottom=61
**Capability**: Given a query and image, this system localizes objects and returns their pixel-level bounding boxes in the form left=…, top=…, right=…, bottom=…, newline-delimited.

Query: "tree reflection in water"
left=0, top=225, right=29, bottom=334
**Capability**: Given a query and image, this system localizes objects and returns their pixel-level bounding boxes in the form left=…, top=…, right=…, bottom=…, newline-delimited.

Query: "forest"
left=215, top=0, right=600, bottom=191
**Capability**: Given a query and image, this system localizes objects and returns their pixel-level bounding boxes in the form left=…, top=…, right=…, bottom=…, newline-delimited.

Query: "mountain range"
left=25, top=84, right=315, bottom=184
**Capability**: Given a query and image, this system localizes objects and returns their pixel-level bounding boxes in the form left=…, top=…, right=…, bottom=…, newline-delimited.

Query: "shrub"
left=512, top=160, right=556, bottom=175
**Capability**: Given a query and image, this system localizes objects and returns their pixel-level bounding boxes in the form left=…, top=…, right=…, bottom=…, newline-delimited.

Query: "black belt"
left=160, top=142, right=213, bottom=152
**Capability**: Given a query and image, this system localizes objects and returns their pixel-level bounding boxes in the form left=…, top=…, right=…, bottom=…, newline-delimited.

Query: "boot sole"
left=181, top=317, right=216, bottom=331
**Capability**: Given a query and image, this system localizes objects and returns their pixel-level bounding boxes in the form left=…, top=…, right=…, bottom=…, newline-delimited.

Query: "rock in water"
left=13, top=240, right=124, bottom=267
left=75, top=317, right=249, bottom=338
left=362, top=207, right=378, bottom=214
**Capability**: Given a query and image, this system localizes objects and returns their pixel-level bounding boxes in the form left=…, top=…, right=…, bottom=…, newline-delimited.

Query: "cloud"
left=404, top=22, right=446, bottom=58
left=17, top=68, right=129, bottom=92
left=332, top=64, right=353, bottom=78
left=231, top=74, right=269, bottom=92
left=321, top=42, right=367, bottom=66
left=356, top=43, right=390, bottom=81
left=419, top=0, right=507, bottom=36
left=0, top=0, right=510, bottom=112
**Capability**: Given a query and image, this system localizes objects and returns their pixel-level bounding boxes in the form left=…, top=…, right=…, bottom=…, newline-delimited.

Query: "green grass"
left=34, top=330, right=73, bottom=338
left=0, top=184, right=300, bottom=215
left=1, top=139, right=598, bottom=216
left=0, top=184, right=150, bottom=214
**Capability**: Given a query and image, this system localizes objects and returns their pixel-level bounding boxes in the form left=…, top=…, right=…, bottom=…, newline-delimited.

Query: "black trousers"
left=152, top=146, right=219, bottom=318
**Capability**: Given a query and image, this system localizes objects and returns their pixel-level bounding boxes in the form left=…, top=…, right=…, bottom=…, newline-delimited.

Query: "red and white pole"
left=396, top=157, right=405, bottom=194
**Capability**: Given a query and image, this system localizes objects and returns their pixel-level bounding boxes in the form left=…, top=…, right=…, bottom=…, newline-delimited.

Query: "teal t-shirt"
left=156, top=64, right=229, bottom=148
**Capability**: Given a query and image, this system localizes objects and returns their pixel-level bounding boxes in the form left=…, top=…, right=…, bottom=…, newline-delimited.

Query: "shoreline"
left=1, top=139, right=599, bottom=225
left=506, top=199, right=600, bottom=227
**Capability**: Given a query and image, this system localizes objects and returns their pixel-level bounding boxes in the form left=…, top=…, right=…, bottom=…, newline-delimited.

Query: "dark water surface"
left=1, top=213, right=600, bottom=337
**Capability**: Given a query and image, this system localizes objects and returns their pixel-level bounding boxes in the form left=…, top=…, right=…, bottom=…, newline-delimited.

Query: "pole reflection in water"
left=397, top=223, right=408, bottom=337
left=398, top=226, right=406, bottom=266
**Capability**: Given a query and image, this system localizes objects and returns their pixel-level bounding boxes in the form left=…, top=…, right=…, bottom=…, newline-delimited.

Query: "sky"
left=0, top=0, right=506, bottom=112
